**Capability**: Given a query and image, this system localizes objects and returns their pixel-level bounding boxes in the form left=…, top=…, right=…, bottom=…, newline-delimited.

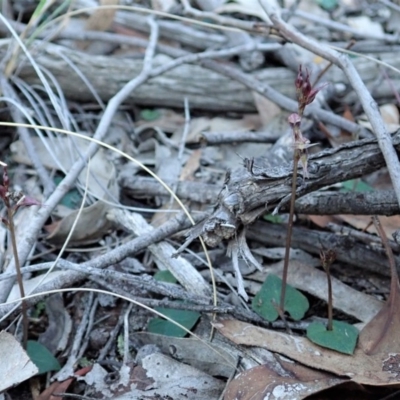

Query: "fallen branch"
left=183, top=130, right=400, bottom=248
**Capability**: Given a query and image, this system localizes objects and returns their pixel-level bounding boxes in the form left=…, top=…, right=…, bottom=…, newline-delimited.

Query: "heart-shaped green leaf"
left=252, top=274, right=309, bottom=322
left=307, top=320, right=359, bottom=355
left=154, top=270, right=177, bottom=283
left=147, top=307, right=200, bottom=337
left=340, top=179, right=373, bottom=193
left=26, top=340, right=61, bottom=374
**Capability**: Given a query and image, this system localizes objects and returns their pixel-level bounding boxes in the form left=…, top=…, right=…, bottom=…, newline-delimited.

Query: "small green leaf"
left=140, top=109, right=161, bottom=121
left=78, top=357, right=92, bottom=368
left=117, top=334, right=124, bottom=357
left=26, top=341, right=61, bottom=374
left=54, top=176, right=82, bottom=209
left=316, top=0, right=338, bottom=11
left=341, top=179, right=373, bottom=193
left=154, top=270, right=177, bottom=283
left=147, top=307, right=200, bottom=337
left=32, top=300, right=46, bottom=319
left=263, top=213, right=283, bottom=223
left=252, top=274, right=309, bottom=322
left=307, top=320, right=359, bottom=355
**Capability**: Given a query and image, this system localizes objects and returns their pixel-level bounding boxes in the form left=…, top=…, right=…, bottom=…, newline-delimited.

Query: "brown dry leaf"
left=224, top=362, right=345, bottom=400
left=209, top=115, right=261, bottom=132
left=324, top=106, right=354, bottom=147
left=185, top=115, right=260, bottom=143
left=11, top=137, right=118, bottom=201
left=136, top=108, right=186, bottom=133
left=76, top=0, right=118, bottom=51
left=11, top=136, right=119, bottom=244
left=45, top=201, right=114, bottom=245
left=358, top=217, right=400, bottom=360
left=37, top=366, right=92, bottom=400
left=214, top=314, right=400, bottom=386
left=85, top=0, right=117, bottom=32
left=307, top=215, right=337, bottom=228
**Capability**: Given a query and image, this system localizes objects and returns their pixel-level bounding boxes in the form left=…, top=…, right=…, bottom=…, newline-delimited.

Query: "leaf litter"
left=3, top=0, right=400, bottom=399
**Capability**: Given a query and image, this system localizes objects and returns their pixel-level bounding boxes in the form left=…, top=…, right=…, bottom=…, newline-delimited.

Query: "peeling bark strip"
left=191, top=130, right=400, bottom=247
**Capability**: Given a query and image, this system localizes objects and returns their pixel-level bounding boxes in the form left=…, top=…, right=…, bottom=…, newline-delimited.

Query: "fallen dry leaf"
left=224, top=362, right=345, bottom=400
left=337, top=215, right=400, bottom=238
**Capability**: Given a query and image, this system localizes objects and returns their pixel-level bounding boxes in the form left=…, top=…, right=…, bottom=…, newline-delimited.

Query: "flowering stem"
left=280, top=149, right=299, bottom=312
left=7, top=207, right=28, bottom=348
left=326, top=267, right=333, bottom=331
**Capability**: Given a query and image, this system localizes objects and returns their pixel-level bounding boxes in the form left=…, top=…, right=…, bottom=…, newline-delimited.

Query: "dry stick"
left=0, top=17, right=159, bottom=305
left=259, top=0, right=400, bottom=208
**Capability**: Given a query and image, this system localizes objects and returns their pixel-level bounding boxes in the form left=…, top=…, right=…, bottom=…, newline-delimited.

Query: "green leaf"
left=140, top=109, right=161, bottom=121
left=154, top=270, right=177, bottom=283
left=263, top=213, right=283, bottom=223
left=340, top=179, right=373, bottom=193
left=316, top=0, right=338, bottom=11
left=117, top=334, right=124, bottom=357
left=147, top=307, right=200, bottom=337
left=26, top=341, right=61, bottom=374
left=307, top=320, right=359, bottom=355
left=31, top=300, right=46, bottom=319
left=54, top=176, right=82, bottom=209
left=252, top=274, right=309, bottom=322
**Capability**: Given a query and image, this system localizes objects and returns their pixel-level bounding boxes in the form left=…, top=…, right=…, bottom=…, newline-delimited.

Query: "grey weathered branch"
left=247, top=221, right=397, bottom=277
left=121, top=176, right=400, bottom=216
left=186, top=130, right=400, bottom=248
